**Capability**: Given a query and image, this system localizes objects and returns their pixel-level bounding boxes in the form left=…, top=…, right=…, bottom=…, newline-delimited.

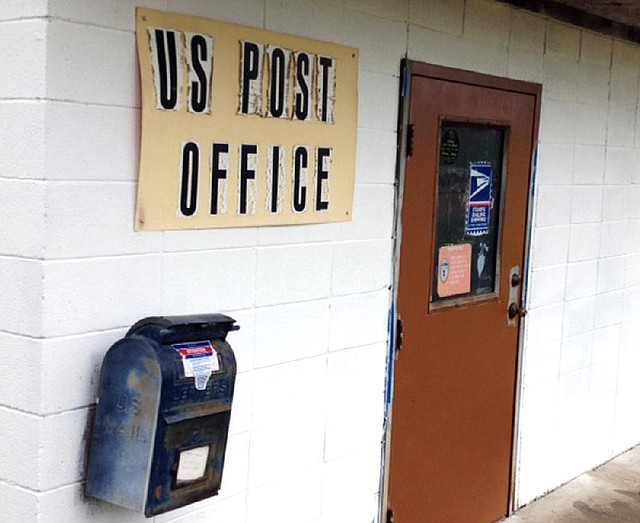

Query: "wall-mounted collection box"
left=85, top=314, right=238, bottom=517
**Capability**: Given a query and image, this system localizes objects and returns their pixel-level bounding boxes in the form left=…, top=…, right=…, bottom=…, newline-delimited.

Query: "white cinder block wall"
left=2, top=0, right=640, bottom=521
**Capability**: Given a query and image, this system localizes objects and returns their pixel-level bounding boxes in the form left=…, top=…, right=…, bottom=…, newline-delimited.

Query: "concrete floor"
left=502, top=445, right=640, bottom=522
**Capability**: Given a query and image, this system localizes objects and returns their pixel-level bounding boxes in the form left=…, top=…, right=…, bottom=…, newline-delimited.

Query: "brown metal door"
left=388, top=63, right=540, bottom=522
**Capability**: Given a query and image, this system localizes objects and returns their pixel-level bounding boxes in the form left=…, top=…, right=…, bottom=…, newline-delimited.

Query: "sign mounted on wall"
left=135, top=8, right=359, bottom=231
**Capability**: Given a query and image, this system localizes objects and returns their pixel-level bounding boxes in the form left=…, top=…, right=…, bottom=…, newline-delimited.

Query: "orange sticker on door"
left=437, top=243, right=472, bottom=298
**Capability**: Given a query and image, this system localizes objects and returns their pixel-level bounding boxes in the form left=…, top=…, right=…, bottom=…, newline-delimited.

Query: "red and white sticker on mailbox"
left=172, top=340, right=220, bottom=390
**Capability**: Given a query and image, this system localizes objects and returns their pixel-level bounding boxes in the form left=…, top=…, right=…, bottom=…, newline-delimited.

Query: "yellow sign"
left=135, top=8, right=358, bottom=231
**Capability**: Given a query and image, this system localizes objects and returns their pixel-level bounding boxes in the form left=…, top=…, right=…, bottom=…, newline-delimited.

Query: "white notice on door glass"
left=177, top=445, right=210, bottom=482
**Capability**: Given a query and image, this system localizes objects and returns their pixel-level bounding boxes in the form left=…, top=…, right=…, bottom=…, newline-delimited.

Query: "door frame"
left=381, top=59, right=542, bottom=520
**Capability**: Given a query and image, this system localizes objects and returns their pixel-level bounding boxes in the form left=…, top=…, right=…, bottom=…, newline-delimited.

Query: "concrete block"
left=409, top=0, right=464, bottom=35
left=246, top=466, right=322, bottom=523
left=0, top=179, right=45, bottom=258
left=358, top=71, right=400, bottom=131
left=42, top=255, right=162, bottom=337
left=568, top=222, right=600, bottom=262
left=607, top=110, right=636, bottom=148
left=251, top=356, right=326, bottom=430
left=0, top=0, right=48, bottom=20
left=39, top=329, right=126, bottom=414
left=580, top=31, right=612, bottom=68
left=331, top=239, right=393, bottom=296
left=341, top=10, right=407, bottom=76
left=509, top=9, right=546, bottom=55
left=539, top=99, right=577, bottom=145
left=0, top=257, right=43, bottom=336
left=535, top=143, right=574, bottom=185
left=39, top=408, right=91, bottom=490
left=324, top=343, right=386, bottom=460
left=39, top=482, right=148, bottom=523
left=508, top=50, right=545, bottom=84
left=0, top=481, right=38, bottom=523
left=248, top=419, right=324, bottom=488
left=563, top=296, right=596, bottom=338
left=577, top=63, right=611, bottom=107
left=321, top=446, right=381, bottom=523
left=571, top=185, right=602, bottom=224
left=464, top=0, right=511, bottom=49
left=346, top=0, right=408, bottom=22
left=265, top=0, right=345, bottom=44
left=45, top=102, right=139, bottom=181
left=0, top=407, right=40, bottom=489
left=559, top=332, right=592, bottom=376
left=253, top=300, right=330, bottom=368
left=534, top=185, right=572, bottom=227
left=599, top=220, right=628, bottom=258
left=355, top=129, right=397, bottom=185
left=625, top=253, right=640, bottom=288
left=528, top=265, right=566, bottom=309
left=329, top=289, right=390, bottom=351
left=257, top=223, right=334, bottom=246
left=522, top=339, right=561, bottom=385
left=155, top=493, right=247, bottom=523
left=256, top=243, right=331, bottom=306
left=592, top=325, right=620, bottom=364
left=0, top=20, right=46, bottom=99
left=546, top=20, right=580, bottom=60
left=574, top=104, right=607, bottom=145
left=164, top=227, right=258, bottom=252
left=565, top=260, right=597, bottom=301
left=598, top=255, right=625, bottom=293
left=595, top=290, right=624, bottom=329
left=161, top=249, right=256, bottom=314
left=229, top=372, right=251, bottom=435
left=334, top=184, right=395, bottom=241
left=49, top=0, right=168, bottom=31
left=0, top=101, right=46, bottom=180
left=524, top=302, right=564, bottom=347
left=530, top=225, right=570, bottom=268
left=571, top=145, right=605, bottom=185
left=407, top=24, right=465, bottom=69
left=0, top=333, right=42, bottom=413
left=167, top=0, right=265, bottom=28
left=224, top=309, right=255, bottom=374
left=45, top=182, right=162, bottom=258
left=46, top=21, right=136, bottom=107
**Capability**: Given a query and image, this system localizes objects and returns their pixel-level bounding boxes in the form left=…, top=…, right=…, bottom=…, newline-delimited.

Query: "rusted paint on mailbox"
left=85, top=314, right=238, bottom=517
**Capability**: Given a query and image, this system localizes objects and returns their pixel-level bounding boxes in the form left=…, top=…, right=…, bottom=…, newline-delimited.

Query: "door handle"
left=508, top=303, right=527, bottom=319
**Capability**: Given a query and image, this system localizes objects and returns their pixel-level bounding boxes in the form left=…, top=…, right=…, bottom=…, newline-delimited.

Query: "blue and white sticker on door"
left=465, top=163, right=492, bottom=236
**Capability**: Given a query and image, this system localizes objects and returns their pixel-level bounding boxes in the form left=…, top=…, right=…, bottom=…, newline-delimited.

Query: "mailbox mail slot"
left=85, top=314, right=238, bottom=517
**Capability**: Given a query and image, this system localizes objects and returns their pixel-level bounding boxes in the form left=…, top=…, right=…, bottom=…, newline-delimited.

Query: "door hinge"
left=386, top=508, right=395, bottom=523
left=406, top=124, right=414, bottom=157
left=395, top=317, right=404, bottom=353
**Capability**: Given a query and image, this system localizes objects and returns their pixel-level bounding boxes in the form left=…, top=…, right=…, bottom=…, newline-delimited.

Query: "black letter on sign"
left=190, top=34, right=209, bottom=113
left=270, top=48, right=286, bottom=118
left=180, top=142, right=199, bottom=216
left=241, top=42, right=261, bottom=114
left=318, top=56, right=333, bottom=122
left=270, top=146, right=281, bottom=213
left=294, top=53, right=310, bottom=121
left=154, top=29, right=179, bottom=110
left=315, top=147, right=331, bottom=211
left=211, top=143, right=228, bottom=215
left=240, top=144, right=257, bottom=214
left=293, top=146, right=308, bottom=213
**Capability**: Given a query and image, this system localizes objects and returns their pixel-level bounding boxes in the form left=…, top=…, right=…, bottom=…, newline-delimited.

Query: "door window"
left=432, top=123, right=506, bottom=306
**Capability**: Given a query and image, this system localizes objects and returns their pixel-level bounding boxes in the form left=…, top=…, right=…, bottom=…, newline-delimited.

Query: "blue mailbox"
left=85, top=314, right=238, bottom=517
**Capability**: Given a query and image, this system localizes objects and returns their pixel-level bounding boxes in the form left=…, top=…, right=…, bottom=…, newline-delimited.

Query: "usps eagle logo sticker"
left=465, top=163, right=493, bottom=236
